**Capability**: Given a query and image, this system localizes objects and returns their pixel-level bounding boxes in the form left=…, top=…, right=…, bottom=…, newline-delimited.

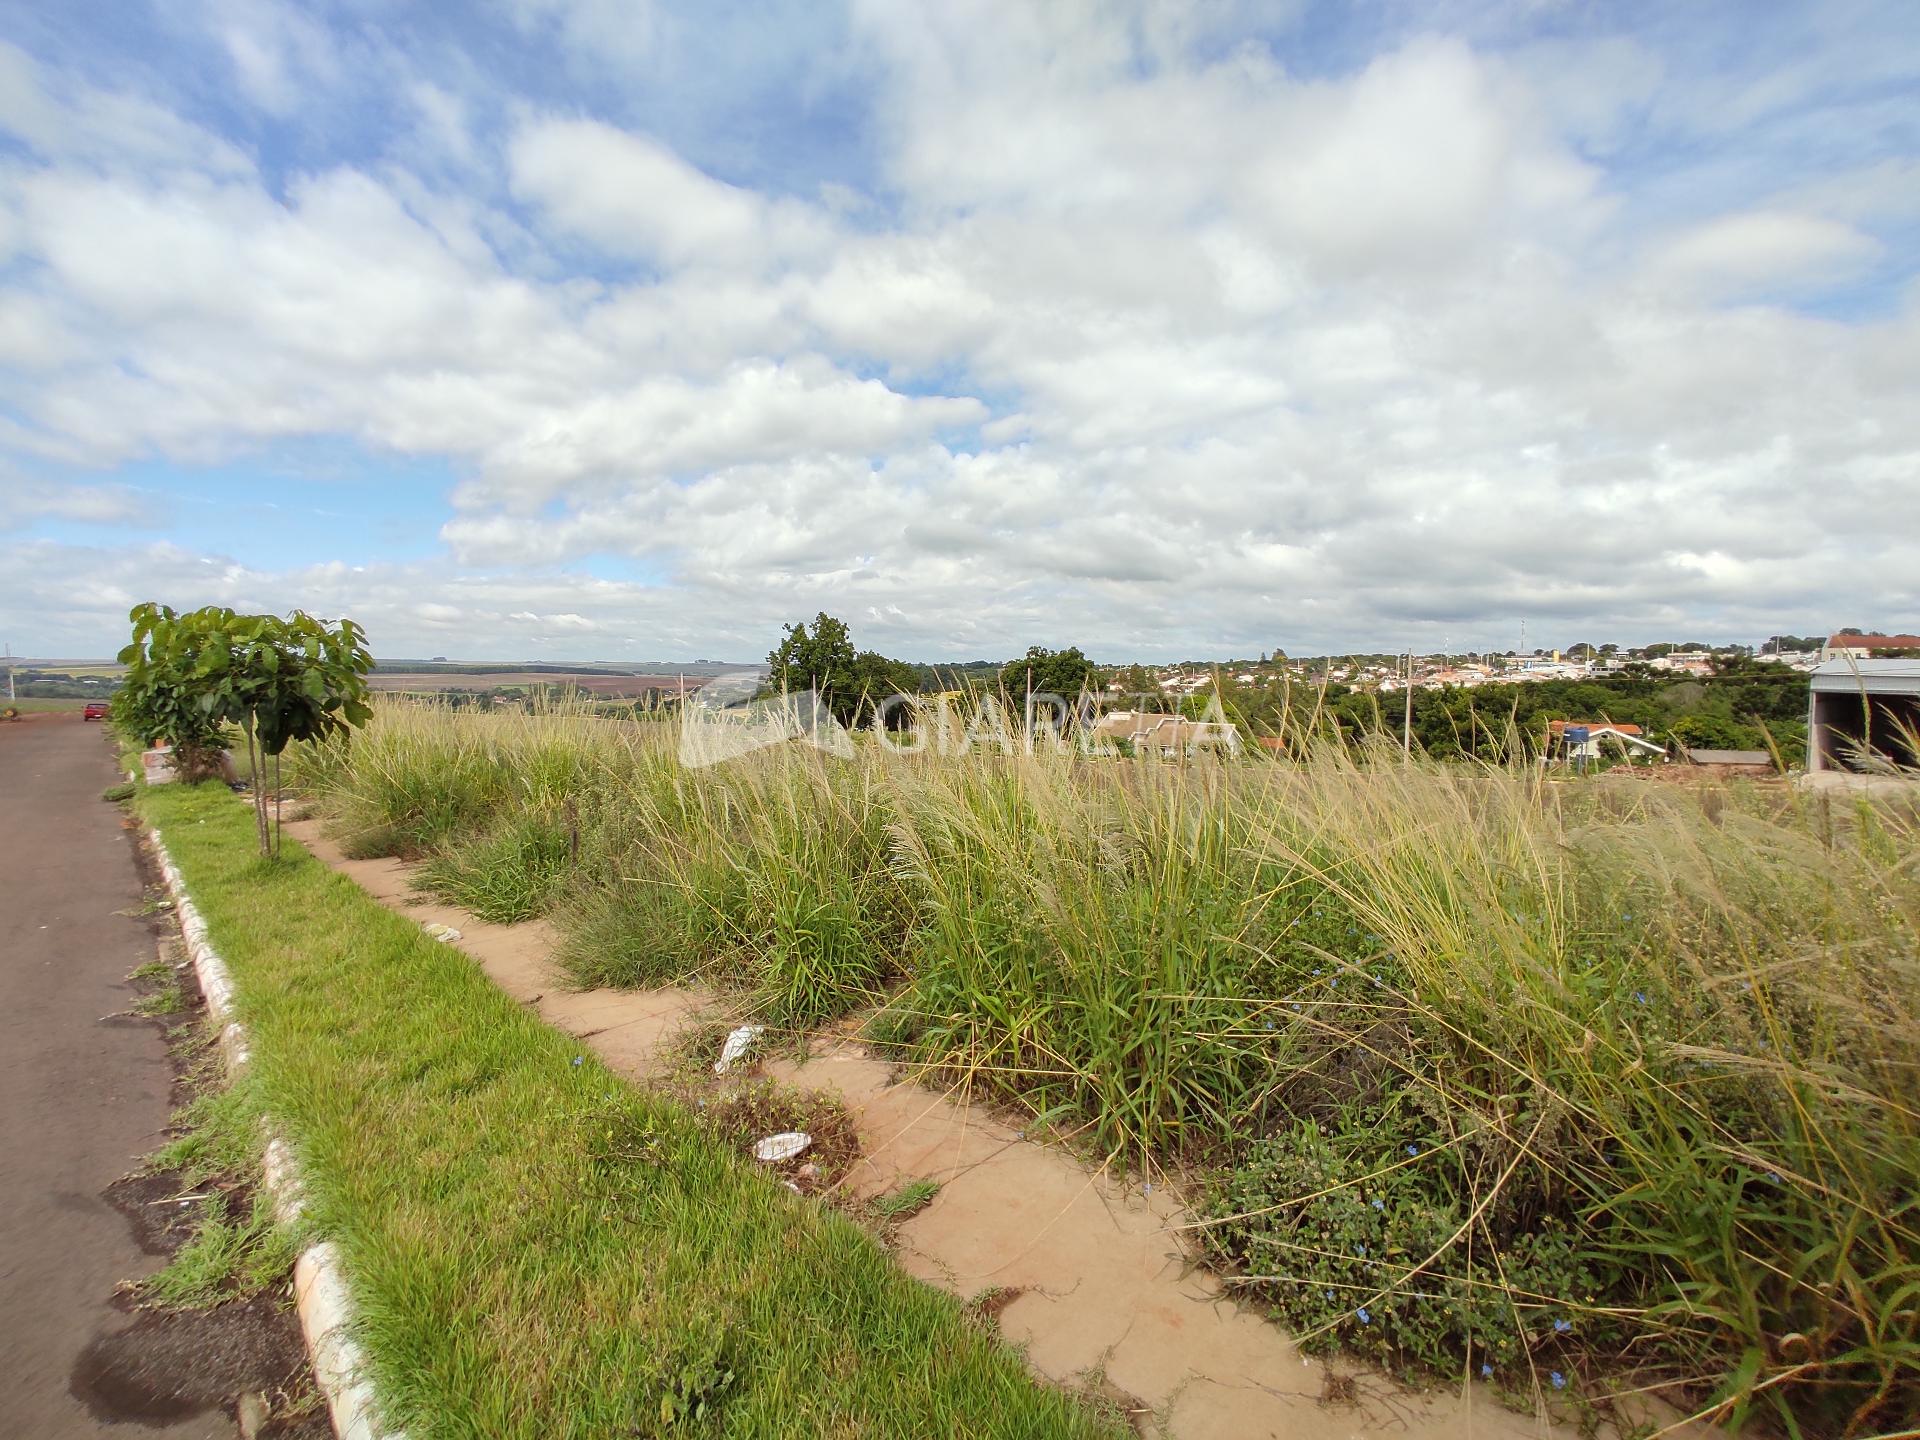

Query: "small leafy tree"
left=765, top=612, right=920, bottom=727
left=117, top=603, right=374, bottom=856
left=112, top=645, right=236, bottom=784
left=767, top=614, right=858, bottom=697
left=997, top=645, right=1096, bottom=705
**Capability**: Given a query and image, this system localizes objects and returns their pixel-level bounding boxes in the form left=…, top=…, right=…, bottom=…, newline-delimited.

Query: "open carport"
left=1807, top=659, right=1920, bottom=773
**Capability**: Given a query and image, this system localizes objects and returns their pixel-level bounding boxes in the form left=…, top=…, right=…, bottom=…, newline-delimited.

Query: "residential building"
left=1545, top=720, right=1665, bottom=762
left=1821, top=632, right=1920, bottom=661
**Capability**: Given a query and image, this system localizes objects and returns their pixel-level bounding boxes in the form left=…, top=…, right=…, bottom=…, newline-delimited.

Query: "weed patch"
left=872, top=1179, right=941, bottom=1221
left=285, top=704, right=1920, bottom=1433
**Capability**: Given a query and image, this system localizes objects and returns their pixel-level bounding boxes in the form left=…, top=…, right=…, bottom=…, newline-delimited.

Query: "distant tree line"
left=1211, top=655, right=1809, bottom=761
left=759, top=613, right=1815, bottom=762
left=765, top=615, right=1098, bottom=728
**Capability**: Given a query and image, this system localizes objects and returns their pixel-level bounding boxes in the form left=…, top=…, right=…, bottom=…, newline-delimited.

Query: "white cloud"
left=200, top=0, right=341, bottom=115
left=1, top=4, right=1916, bottom=659
left=0, top=477, right=159, bottom=530
left=1650, top=210, right=1882, bottom=296
left=508, top=118, right=834, bottom=270
left=0, top=41, right=253, bottom=177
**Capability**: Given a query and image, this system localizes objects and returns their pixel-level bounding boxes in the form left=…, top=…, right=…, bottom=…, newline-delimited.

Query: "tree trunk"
left=245, top=717, right=270, bottom=856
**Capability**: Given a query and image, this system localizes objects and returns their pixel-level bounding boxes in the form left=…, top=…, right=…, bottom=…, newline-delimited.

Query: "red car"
left=83, top=701, right=109, bottom=721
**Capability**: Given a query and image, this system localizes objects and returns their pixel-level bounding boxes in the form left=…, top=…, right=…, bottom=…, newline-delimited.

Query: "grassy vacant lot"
left=136, top=779, right=1118, bottom=1439
left=292, top=702, right=1920, bottom=1435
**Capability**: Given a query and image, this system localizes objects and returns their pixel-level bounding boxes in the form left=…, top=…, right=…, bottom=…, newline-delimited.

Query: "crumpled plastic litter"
left=713, top=1024, right=766, bottom=1075
left=753, top=1132, right=811, bottom=1163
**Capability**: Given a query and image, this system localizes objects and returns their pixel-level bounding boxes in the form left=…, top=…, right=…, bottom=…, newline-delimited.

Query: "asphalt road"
left=0, top=713, right=224, bottom=1437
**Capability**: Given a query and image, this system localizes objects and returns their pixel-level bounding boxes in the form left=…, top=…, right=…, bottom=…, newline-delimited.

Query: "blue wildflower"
left=1371, top=1197, right=1385, bottom=1211
left=1553, top=1318, right=1571, bottom=1334
left=1406, top=1144, right=1420, bottom=1157
left=1550, top=1372, right=1566, bottom=1390
left=1633, top=991, right=1647, bottom=1004
left=570, top=1055, right=583, bottom=1067
left=1263, top=1020, right=1275, bottom=1030
left=1356, top=1307, right=1371, bottom=1324
left=1354, top=1243, right=1367, bottom=1256
left=1767, top=1171, right=1783, bottom=1185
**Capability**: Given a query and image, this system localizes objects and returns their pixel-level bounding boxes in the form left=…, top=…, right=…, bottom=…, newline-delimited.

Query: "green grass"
left=288, top=702, right=1920, bottom=1433
left=414, top=810, right=575, bottom=923
left=140, top=1068, right=306, bottom=1309
left=131, top=982, right=186, bottom=1016
left=3, top=696, right=86, bottom=712
left=872, top=1180, right=941, bottom=1221
left=145, top=1187, right=303, bottom=1309
left=135, top=778, right=1118, bottom=1439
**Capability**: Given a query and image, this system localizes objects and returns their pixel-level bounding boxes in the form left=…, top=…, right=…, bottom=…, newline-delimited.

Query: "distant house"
left=1807, top=659, right=1920, bottom=773
left=1545, top=720, right=1665, bottom=763
left=1822, top=632, right=1920, bottom=661
left=1093, top=710, right=1241, bottom=757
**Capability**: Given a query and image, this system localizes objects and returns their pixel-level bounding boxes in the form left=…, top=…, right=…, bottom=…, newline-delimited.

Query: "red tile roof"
left=1828, top=632, right=1920, bottom=650
left=1547, top=720, right=1643, bottom=735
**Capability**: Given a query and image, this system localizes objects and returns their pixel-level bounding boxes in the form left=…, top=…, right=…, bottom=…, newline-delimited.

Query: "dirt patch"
left=694, top=1076, right=862, bottom=1197
left=106, top=1169, right=218, bottom=1258
left=70, top=1293, right=325, bottom=1436
left=967, top=1283, right=1026, bottom=1327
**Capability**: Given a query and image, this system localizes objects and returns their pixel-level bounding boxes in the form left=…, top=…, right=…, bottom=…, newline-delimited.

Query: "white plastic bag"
left=713, top=1024, right=766, bottom=1075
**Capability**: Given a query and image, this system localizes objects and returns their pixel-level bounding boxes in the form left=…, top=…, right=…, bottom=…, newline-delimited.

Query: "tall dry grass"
left=290, top=700, right=1920, bottom=1434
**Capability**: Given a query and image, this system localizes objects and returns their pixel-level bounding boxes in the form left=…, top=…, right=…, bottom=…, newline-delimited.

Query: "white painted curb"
left=146, top=824, right=401, bottom=1440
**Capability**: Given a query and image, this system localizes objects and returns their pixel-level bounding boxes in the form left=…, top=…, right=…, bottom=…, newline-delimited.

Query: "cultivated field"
left=290, top=700, right=1920, bottom=1435
left=368, top=670, right=712, bottom=696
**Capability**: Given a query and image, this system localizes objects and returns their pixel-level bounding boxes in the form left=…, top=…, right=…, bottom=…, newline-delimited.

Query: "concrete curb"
left=146, top=823, right=400, bottom=1440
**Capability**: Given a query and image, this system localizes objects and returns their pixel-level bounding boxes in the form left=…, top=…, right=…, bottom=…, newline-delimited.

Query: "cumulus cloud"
left=509, top=118, right=836, bottom=270
left=0, top=477, right=160, bottom=531
left=1650, top=210, right=1882, bottom=296
left=0, top=1, right=1916, bottom=660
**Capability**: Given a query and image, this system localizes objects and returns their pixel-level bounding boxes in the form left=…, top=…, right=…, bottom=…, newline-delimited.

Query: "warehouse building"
left=1806, top=659, right=1920, bottom=773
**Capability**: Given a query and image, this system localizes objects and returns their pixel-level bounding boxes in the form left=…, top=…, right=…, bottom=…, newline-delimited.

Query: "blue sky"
left=1, top=0, right=1916, bottom=661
